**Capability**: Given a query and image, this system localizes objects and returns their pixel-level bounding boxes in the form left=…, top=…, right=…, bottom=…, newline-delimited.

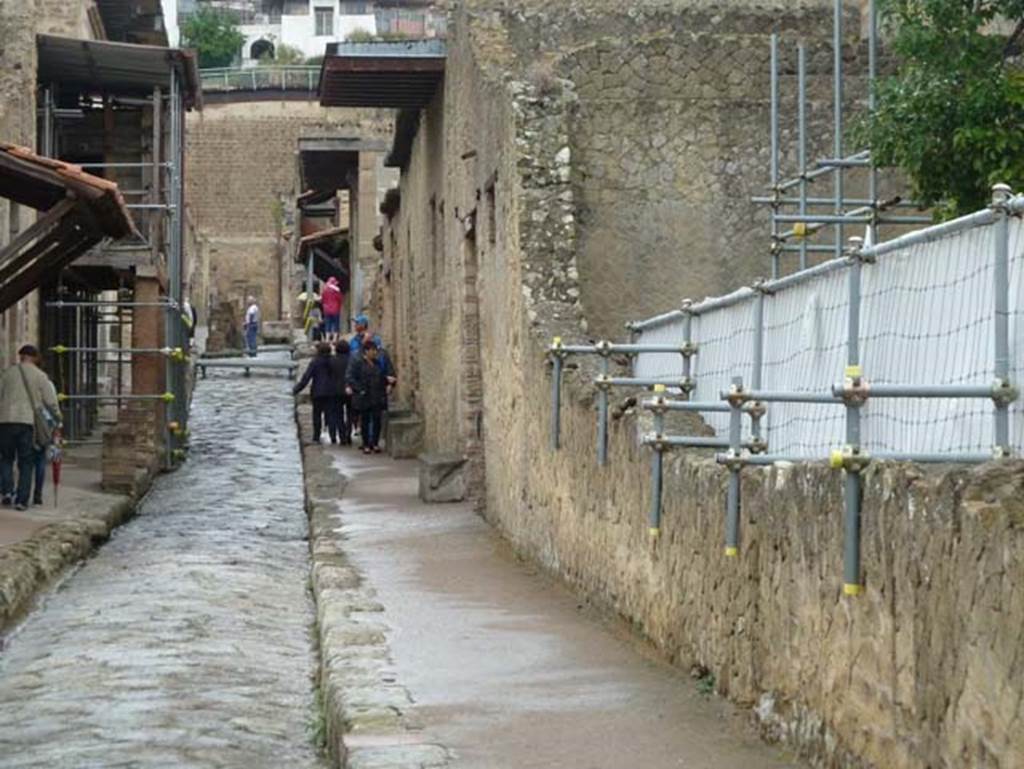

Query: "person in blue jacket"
left=293, top=342, right=340, bottom=443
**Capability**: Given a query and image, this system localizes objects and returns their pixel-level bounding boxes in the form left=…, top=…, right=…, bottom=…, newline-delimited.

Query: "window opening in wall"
left=486, top=184, right=496, bottom=247
left=314, top=6, right=334, bottom=36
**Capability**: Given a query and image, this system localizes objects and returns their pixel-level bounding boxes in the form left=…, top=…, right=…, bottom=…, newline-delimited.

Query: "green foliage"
left=181, top=8, right=245, bottom=69
left=345, top=28, right=377, bottom=43
left=854, top=0, right=1024, bottom=216
left=257, top=43, right=306, bottom=66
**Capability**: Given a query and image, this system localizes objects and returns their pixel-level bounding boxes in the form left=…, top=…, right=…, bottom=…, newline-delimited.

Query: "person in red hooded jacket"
left=321, top=276, right=344, bottom=343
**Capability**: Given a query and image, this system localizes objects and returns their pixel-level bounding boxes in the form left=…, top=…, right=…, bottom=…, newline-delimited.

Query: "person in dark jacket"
left=346, top=337, right=396, bottom=454
left=329, top=342, right=352, bottom=446
left=293, top=342, right=338, bottom=443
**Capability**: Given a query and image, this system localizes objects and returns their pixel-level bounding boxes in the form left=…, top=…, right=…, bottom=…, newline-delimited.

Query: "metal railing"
left=549, top=187, right=1024, bottom=595
left=199, top=66, right=321, bottom=94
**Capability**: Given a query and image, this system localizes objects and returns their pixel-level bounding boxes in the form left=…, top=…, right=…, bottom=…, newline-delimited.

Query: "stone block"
left=261, top=320, right=291, bottom=343
left=417, top=453, right=466, bottom=503
left=386, top=412, right=424, bottom=460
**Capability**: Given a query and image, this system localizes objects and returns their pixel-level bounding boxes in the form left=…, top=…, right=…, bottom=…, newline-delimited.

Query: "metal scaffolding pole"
left=833, top=0, right=845, bottom=258
left=797, top=43, right=809, bottom=269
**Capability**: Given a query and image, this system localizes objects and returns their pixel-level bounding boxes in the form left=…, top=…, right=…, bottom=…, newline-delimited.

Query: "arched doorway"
left=250, top=39, right=275, bottom=61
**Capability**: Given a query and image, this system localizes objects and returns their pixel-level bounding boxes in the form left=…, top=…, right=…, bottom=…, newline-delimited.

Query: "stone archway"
left=250, top=39, right=275, bottom=61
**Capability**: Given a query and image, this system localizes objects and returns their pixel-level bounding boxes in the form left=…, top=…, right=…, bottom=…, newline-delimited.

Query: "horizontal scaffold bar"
left=198, top=359, right=298, bottom=369
left=58, top=392, right=175, bottom=402
left=725, top=389, right=842, bottom=405
left=642, top=398, right=731, bottom=413
left=830, top=383, right=1008, bottom=400
left=644, top=435, right=732, bottom=449
left=52, top=345, right=186, bottom=360
left=717, top=451, right=995, bottom=467
left=46, top=300, right=179, bottom=309
left=552, top=340, right=691, bottom=356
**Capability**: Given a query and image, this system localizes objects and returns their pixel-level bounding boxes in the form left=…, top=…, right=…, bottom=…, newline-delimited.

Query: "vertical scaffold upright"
left=40, top=70, right=191, bottom=468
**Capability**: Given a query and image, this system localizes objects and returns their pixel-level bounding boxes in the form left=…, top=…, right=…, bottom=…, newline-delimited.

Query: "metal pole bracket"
left=829, top=446, right=871, bottom=473
left=723, top=382, right=748, bottom=408
left=992, top=378, right=1018, bottom=406
left=837, top=366, right=870, bottom=406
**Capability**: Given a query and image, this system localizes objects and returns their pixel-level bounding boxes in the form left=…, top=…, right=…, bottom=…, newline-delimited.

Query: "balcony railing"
left=199, top=66, right=322, bottom=94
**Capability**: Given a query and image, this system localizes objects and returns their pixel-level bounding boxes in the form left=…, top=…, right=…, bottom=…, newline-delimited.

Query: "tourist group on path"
left=293, top=313, right=396, bottom=455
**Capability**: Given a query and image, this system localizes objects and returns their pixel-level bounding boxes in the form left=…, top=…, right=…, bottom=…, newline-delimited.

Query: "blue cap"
left=354, top=314, right=369, bottom=326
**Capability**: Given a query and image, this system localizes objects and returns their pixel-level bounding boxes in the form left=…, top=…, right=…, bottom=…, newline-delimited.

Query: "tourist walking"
left=243, top=296, right=261, bottom=357
left=346, top=337, right=396, bottom=454
left=293, top=342, right=339, bottom=444
left=0, top=345, right=62, bottom=511
left=321, top=277, right=344, bottom=343
left=329, top=341, right=352, bottom=445
left=348, top=314, right=373, bottom=354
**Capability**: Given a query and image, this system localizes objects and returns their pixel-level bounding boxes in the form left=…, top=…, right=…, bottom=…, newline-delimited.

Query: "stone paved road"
left=0, top=359, right=326, bottom=769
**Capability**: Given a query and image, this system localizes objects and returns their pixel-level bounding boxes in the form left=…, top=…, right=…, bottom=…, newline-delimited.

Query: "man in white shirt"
left=243, top=296, right=261, bottom=357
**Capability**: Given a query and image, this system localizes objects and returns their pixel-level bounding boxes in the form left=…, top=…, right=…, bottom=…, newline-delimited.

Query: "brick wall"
left=185, top=101, right=392, bottom=331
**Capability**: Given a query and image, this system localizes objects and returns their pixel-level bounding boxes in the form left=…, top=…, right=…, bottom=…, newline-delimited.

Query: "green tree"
left=181, top=7, right=245, bottom=69
left=855, top=0, right=1024, bottom=216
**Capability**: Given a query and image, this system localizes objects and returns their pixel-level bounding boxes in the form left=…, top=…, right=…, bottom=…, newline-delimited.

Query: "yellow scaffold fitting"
left=550, top=336, right=563, bottom=353
left=168, top=347, right=187, bottom=363
left=843, top=583, right=864, bottom=597
left=160, top=392, right=176, bottom=403
left=830, top=447, right=870, bottom=473
left=793, top=222, right=809, bottom=239
left=829, top=449, right=845, bottom=470
left=844, top=364, right=863, bottom=379
left=724, top=546, right=739, bottom=558
left=51, top=345, right=69, bottom=355
left=57, top=392, right=68, bottom=402
left=653, top=383, right=667, bottom=394
left=649, top=527, right=661, bottom=539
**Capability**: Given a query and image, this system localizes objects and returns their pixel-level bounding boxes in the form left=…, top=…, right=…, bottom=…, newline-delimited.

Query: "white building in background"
left=239, top=1, right=377, bottom=65
left=175, top=1, right=442, bottom=66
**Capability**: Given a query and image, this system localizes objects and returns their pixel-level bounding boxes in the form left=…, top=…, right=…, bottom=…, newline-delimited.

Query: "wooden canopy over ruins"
left=0, top=144, right=135, bottom=313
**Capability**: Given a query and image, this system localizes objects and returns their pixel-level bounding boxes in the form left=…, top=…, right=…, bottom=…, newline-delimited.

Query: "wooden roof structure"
left=0, top=144, right=135, bottom=313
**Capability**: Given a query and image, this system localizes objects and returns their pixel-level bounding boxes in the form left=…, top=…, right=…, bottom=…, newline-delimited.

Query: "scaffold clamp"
left=829, top=446, right=871, bottom=473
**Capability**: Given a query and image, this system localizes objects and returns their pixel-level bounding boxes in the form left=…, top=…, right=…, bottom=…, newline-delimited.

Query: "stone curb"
left=0, top=491, right=142, bottom=636
left=294, top=398, right=451, bottom=769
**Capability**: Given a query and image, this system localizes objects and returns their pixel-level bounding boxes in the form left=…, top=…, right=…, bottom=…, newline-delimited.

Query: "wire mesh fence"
left=633, top=200, right=1024, bottom=459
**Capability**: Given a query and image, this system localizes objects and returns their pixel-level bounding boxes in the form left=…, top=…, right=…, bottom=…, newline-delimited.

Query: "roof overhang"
left=319, top=40, right=446, bottom=109
left=37, top=35, right=202, bottom=110
left=0, top=144, right=136, bottom=312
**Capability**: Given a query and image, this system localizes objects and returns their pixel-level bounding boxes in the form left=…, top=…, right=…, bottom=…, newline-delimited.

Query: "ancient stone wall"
left=185, top=101, right=392, bottom=334
left=374, top=2, right=1024, bottom=767
left=0, top=0, right=101, bottom=364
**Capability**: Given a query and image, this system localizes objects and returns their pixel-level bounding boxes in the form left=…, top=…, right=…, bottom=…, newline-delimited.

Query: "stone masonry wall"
left=185, top=101, right=392, bottom=332
left=0, top=0, right=101, bottom=364
left=375, top=2, right=1024, bottom=767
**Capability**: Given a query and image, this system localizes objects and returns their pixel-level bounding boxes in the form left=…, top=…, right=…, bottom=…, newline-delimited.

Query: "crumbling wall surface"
left=381, top=3, right=1024, bottom=767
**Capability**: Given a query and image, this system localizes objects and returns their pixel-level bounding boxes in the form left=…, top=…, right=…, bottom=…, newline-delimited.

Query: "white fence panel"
left=860, top=221, right=995, bottom=454
left=631, top=205, right=1024, bottom=459
left=760, top=268, right=848, bottom=456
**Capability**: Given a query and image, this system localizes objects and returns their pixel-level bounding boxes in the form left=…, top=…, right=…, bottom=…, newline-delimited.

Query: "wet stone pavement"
left=0, top=357, right=327, bottom=769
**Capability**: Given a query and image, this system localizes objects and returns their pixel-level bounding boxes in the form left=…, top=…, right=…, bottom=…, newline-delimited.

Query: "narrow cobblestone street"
left=0, top=358, right=326, bottom=769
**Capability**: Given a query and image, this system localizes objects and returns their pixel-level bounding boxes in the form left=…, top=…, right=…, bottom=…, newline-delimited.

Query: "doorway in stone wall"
left=460, top=212, right=487, bottom=510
